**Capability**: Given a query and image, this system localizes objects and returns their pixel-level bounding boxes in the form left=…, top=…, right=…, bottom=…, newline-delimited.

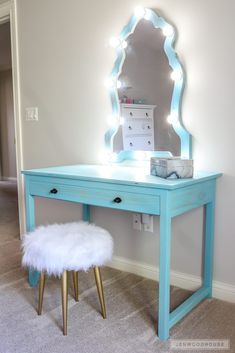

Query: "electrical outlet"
left=133, top=213, right=142, bottom=231
left=142, top=214, right=153, bottom=232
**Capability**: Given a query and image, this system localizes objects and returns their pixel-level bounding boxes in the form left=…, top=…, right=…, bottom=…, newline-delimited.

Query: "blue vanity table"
left=22, top=6, right=222, bottom=340
left=22, top=164, right=221, bottom=340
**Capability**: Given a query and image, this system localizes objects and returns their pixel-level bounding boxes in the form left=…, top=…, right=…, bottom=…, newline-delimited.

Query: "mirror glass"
left=113, top=19, right=180, bottom=156
left=104, top=8, right=191, bottom=162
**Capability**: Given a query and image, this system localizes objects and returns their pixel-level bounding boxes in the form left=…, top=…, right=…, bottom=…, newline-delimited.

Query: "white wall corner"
left=108, top=256, right=235, bottom=304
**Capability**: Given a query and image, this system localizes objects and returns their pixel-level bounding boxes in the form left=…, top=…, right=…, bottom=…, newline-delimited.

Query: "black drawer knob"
left=50, top=188, right=58, bottom=194
left=113, top=197, right=122, bottom=203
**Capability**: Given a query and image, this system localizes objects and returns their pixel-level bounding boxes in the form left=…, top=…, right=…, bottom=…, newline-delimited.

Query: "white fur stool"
left=22, top=222, right=113, bottom=335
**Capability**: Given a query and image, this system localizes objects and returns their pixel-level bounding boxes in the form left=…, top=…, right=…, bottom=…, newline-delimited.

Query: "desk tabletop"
left=22, top=164, right=222, bottom=190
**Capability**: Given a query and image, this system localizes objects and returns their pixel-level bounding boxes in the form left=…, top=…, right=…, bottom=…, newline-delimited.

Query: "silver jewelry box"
left=150, top=157, right=194, bottom=179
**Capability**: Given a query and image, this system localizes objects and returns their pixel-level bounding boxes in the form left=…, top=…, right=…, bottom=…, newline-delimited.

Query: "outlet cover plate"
left=133, top=213, right=142, bottom=231
left=142, top=214, right=154, bottom=232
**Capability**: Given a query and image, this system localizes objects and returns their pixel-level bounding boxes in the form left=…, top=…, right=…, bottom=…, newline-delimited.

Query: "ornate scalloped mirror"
left=104, top=7, right=191, bottom=162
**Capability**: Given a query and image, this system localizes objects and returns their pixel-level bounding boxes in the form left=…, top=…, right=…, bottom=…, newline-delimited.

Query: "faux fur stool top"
left=22, top=222, right=113, bottom=276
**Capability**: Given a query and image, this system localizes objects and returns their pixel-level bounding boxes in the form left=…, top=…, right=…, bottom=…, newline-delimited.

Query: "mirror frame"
left=104, top=7, right=192, bottom=162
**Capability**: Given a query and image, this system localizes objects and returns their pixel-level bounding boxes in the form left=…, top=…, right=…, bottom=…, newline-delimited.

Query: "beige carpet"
left=0, top=181, right=234, bottom=353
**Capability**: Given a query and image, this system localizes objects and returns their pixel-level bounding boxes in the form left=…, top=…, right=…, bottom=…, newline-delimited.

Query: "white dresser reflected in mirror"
left=114, top=104, right=155, bottom=151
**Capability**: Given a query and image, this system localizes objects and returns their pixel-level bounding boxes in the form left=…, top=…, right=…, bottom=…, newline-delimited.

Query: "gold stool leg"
left=61, top=270, right=68, bottom=335
left=38, top=272, right=46, bottom=315
left=94, top=266, right=106, bottom=319
left=72, top=271, right=79, bottom=302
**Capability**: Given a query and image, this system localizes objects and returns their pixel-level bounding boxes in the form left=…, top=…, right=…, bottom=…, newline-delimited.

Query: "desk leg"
left=158, top=209, right=172, bottom=340
left=25, top=192, right=40, bottom=287
left=203, top=200, right=215, bottom=298
left=82, top=204, right=90, bottom=222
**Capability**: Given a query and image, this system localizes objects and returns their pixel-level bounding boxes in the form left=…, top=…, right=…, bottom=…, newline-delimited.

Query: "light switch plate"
left=25, top=107, right=38, bottom=121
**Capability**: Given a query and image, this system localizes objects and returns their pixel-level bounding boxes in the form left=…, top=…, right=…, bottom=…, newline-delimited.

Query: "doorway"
left=0, top=1, right=24, bottom=237
left=0, top=20, right=19, bottom=240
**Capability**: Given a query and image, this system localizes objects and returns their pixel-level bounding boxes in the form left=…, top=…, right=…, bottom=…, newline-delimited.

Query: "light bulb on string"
left=167, top=113, right=178, bottom=125
left=109, top=37, right=128, bottom=50
left=110, top=152, right=118, bottom=162
left=107, top=115, right=118, bottom=127
left=109, top=37, right=120, bottom=48
left=134, top=6, right=145, bottom=19
left=144, top=9, right=152, bottom=21
left=104, top=78, right=122, bottom=89
left=170, top=70, right=182, bottom=81
left=162, top=24, right=174, bottom=37
left=120, top=117, right=125, bottom=125
left=104, top=77, right=114, bottom=88
left=117, top=80, right=122, bottom=89
left=122, top=41, right=127, bottom=49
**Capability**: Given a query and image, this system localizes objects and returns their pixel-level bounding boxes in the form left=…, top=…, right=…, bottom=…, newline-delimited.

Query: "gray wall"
left=16, top=0, right=235, bottom=286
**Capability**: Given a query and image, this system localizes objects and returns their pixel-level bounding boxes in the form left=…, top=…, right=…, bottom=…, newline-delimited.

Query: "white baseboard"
left=1, top=177, right=17, bottom=182
left=108, top=256, right=235, bottom=304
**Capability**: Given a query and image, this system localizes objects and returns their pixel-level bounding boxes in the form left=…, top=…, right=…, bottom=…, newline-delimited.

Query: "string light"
left=109, top=37, right=120, bottom=48
left=104, top=78, right=122, bottom=89
left=167, top=113, right=178, bottom=125
left=99, top=150, right=118, bottom=164
left=109, top=37, right=128, bottom=49
left=110, top=152, right=118, bottom=162
left=99, top=150, right=111, bottom=164
left=117, top=80, right=122, bottom=89
left=107, top=116, right=125, bottom=127
left=104, top=77, right=114, bottom=88
left=106, top=115, right=118, bottom=127
left=122, top=40, right=128, bottom=49
left=144, top=9, right=152, bottom=21
left=134, top=151, right=147, bottom=160
left=162, top=24, right=174, bottom=37
left=170, top=70, right=182, bottom=81
left=134, top=6, right=145, bottom=19
left=120, top=116, right=125, bottom=125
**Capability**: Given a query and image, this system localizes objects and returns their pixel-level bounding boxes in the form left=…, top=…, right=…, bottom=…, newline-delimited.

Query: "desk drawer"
left=29, top=180, right=160, bottom=215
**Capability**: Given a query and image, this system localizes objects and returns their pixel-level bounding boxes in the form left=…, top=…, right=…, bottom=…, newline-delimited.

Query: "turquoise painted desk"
left=22, top=164, right=221, bottom=340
